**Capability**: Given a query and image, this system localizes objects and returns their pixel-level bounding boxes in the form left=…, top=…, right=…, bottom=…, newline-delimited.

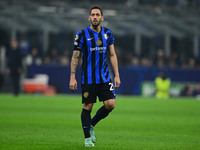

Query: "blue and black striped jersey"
left=74, top=26, right=114, bottom=85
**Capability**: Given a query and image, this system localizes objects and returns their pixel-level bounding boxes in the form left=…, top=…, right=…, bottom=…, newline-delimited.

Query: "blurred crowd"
left=116, top=48, right=200, bottom=69
left=25, top=47, right=71, bottom=66
left=22, top=47, right=200, bottom=70
left=180, top=82, right=200, bottom=97
left=4, top=40, right=199, bottom=70
left=3, top=39, right=200, bottom=70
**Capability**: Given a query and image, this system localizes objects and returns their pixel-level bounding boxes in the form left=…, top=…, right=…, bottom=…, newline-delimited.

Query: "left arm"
left=109, top=44, right=121, bottom=88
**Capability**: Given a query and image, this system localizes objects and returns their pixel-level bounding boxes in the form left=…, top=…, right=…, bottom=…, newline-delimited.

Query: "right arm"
left=69, top=50, right=81, bottom=92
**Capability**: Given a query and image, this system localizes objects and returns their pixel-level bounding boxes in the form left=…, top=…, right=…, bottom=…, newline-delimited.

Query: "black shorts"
left=81, top=82, right=116, bottom=104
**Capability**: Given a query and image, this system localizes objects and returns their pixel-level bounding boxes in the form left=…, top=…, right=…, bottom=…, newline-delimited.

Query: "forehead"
left=90, top=9, right=101, bottom=15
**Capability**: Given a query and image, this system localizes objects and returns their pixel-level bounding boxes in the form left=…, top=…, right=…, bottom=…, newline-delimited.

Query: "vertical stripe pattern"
left=74, top=26, right=114, bottom=84
left=99, top=31, right=104, bottom=84
left=82, top=30, right=88, bottom=84
left=88, top=28, right=96, bottom=84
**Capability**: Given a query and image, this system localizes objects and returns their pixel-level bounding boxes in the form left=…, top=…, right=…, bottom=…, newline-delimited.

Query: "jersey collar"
left=88, top=25, right=102, bottom=34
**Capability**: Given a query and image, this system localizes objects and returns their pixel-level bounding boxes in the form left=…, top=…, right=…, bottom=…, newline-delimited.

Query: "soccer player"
left=69, top=6, right=121, bottom=147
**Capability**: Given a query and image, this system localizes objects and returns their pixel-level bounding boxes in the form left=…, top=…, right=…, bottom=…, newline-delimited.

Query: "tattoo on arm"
left=73, top=51, right=79, bottom=57
left=71, top=72, right=76, bottom=75
left=70, top=51, right=80, bottom=75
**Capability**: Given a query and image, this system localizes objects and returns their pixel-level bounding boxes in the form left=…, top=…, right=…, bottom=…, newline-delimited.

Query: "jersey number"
left=75, top=35, right=79, bottom=41
left=109, top=83, right=114, bottom=91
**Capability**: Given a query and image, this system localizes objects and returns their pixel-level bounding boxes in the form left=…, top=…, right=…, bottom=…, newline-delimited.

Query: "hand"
left=69, top=78, right=77, bottom=92
left=114, top=76, right=121, bottom=88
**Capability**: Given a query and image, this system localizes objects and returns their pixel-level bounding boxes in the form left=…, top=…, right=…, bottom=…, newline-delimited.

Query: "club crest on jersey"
left=104, top=34, right=108, bottom=39
left=97, top=40, right=102, bottom=46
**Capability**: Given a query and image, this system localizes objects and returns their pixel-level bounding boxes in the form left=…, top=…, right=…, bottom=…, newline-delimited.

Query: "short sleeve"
left=73, top=31, right=84, bottom=51
left=108, top=31, right=114, bottom=45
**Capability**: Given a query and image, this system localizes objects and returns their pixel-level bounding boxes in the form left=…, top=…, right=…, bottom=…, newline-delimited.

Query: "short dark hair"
left=89, top=6, right=103, bottom=16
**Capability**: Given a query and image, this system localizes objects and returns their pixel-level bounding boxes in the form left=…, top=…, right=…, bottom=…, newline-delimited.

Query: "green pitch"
left=0, top=94, right=200, bottom=150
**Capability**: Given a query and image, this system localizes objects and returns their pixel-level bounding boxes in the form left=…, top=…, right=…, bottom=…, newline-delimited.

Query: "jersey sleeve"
left=73, top=31, right=84, bottom=51
left=108, top=31, right=114, bottom=45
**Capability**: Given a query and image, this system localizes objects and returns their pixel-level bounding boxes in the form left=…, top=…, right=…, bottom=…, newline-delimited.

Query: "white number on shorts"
left=109, top=83, right=114, bottom=91
left=75, top=34, right=79, bottom=41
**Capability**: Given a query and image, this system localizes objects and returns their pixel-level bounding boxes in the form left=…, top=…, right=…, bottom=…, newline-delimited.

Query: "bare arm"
left=69, top=50, right=81, bottom=92
left=109, top=44, right=121, bottom=88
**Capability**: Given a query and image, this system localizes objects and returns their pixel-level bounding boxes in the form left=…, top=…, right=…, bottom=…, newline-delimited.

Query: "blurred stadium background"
left=1, top=1, right=200, bottom=150
left=0, top=0, right=200, bottom=97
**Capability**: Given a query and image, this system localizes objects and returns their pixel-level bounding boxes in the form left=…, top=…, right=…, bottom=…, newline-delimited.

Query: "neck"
left=90, top=24, right=101, bottom=33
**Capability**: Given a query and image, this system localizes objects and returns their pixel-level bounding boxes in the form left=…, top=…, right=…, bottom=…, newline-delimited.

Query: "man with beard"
left=69, top=6, right=121, bottom=147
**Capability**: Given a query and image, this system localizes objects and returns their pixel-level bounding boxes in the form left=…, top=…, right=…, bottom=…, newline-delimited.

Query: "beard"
left=91, top=19, right=101, bottom=27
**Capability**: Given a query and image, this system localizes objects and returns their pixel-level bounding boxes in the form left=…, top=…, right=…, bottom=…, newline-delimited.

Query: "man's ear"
left=101, top=16, right=104, bottom=21
left=88, top=16, right=90, bottom=21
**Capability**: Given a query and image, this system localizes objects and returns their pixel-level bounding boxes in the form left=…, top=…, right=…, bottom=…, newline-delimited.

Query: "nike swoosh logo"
left=87, top=38, right=93, bottom=41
